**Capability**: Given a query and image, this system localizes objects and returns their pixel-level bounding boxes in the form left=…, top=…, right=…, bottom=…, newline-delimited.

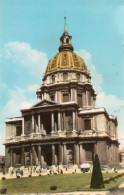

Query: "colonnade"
left=10, top=143, right=87, bottom=167
left=29, top=111, right=77, bottom=135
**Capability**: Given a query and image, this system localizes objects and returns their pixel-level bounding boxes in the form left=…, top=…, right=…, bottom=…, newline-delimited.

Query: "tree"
left=90, top=154, right=104, bottom=188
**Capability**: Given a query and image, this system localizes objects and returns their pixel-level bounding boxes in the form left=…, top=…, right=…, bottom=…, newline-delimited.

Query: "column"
left=32, top=146, right=38, bottom=166
left=21, top=147, right=25, bottom=166
left=82, top=145, right=86, bottom=163
left=58, top=112, right=61, bottom=132
left=58, top=145, right=63, bottom=165
left=44, top=92, right=47, bottom=99
left=63, top=144, right=67, bottom=165
left=59, top=91, right=61, bottom=103
left=51, top=112, right=54, bottom=133
left=72, top=111, right=76, bottom=132
left=74, top=144, right=78, bottom=164
left=10, top=148, right=13, bottom=167
left=79, top=144, right=83, bottom=164
left=52, top=145, right=55, bottom=165
left=30, top=146, right=32, bottom=166
left=32, top=115, right=35, bottom=133
left=38, top=145, right=41, bottom=166
left=86, top=91, right=88, bottom=106
left=21, top=118, right=25, bottom=136
left=38, top=114, right=41, bottom=133
left=71, top=88, right=73, bottom=101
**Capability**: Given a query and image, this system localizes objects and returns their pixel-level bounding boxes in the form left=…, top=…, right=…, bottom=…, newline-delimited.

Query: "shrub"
left=0, top=188, right=7, bottom=194
left=2, top=177, right=6, bottom=180
left=104, top=178, right=110, bottom=184
left=60, top=169, right=63, bottom=174
left=54, top=173, right=57, bottom=175
left=90, top=154, right=104, bottom=188
left=28, top=175, right=32, bottom=177
left=17, top=175, right=20, bottom=178
left=39, top=174, right=41, bottom=176
left=50, top=185, right=57, bottom=190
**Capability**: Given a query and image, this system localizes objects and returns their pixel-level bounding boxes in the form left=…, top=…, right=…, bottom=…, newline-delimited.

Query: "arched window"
left=66, top=38, right=69, bottom=44
left=76, top=73, right=80, bottom=81
left=63, top=73, right=68, bottom=81
left=50, top=95, right=55, bottom=101
left=51, top=75, right=55, bottom=83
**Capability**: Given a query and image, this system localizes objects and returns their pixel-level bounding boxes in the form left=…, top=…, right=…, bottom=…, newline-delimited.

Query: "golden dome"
left=44, top=51, right=89, bottom=78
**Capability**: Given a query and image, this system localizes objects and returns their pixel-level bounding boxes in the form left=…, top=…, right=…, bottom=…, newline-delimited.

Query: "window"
left=16, top=126, right=22, bottom=136
left=84, top=119, right=91, bottom=130
left=66, top=38, right=69, bottom=44
left=77, top=94, right=82, bottom=107
left=63, top=73, right=68, bottom=81
left=50, top=95, right=55, bottom=101
left=63, top=93, right=69, bottom=102
left=51, top=75, right=55, bottom=83
left=76, top=73, right=80, bottom=81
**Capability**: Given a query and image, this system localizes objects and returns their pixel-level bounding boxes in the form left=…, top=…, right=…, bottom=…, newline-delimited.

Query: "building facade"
left=4, top=19, right=119, bottom=168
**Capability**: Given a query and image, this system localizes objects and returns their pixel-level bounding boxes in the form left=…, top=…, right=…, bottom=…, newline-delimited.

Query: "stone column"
left=32, top=115, right=35, bottom=133
left=86, top=91, right=88, bottom=106
left=38, top=114, right=41, bottom=133
left=58, top=145, right=63, bottom=165
left=21, top=147, right=25, bottom=166
left=51, top=112, right=54, bottom=133
left=79, top=144, right=83, bottom=164
left=10, top=148, right=14, bottom=167
left=72, top=111, right=76, bottom=132
left=74, top=144, right=78, bottom=164
left=44, top=92, right=47, bottom=99
left=82, top=145, right=86, bottom=163
left=63, top=144, right=67, bottom=165
left=21, top=118, right=25, bottom=136
left=58, top=112, right=61, bottom=132
left=32, top=146, right=38, bottom=166
left=52, top=145, right=55, bottom=165
left=30, top=146, right=32, bottom=166
left=38, top=145, right=41, bottom=166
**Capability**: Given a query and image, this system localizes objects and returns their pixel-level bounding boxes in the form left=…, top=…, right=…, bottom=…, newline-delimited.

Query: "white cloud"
left=76, top=49, right=103, bottom=93
left=28, top=84, right=40, bottom=93
left=77, top=49, right=124, bottom=149
left=0, top=87, right=36, bottom=155
left=4, top=42, right=48, bottom=79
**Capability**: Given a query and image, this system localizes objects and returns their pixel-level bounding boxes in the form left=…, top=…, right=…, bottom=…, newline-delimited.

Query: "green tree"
left=90, top=154, right=104, bottom=188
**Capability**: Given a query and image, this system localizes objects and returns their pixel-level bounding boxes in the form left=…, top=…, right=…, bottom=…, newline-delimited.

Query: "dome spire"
left=64, top=16, right=67, bottom=34
left=59, top=17, right=74, bottom=52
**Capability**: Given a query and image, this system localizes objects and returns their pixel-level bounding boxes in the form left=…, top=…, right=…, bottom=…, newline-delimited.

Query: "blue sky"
left=0, top=0, right=124, bottom=155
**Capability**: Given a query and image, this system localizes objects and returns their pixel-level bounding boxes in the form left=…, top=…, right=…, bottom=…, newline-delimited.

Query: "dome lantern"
left=59, top=17, right=74, bottom=52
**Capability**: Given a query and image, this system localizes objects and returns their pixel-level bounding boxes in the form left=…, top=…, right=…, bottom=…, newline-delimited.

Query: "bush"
left=50, top=185, right=57, bottom=190
left=17, top=175, right=20, bottom=178
left=60, top=169, right=63, bottom=174
left=28, top=175, right=32, bottom=177
left=0, top=188, right=7, bottom=194
left=90, top=154, right=104, bottom=188
left=104, top=178, right=110, bottom=184
left=39, top=174, right=41, bottom=176
left=2, top=177, right=6, bottom=180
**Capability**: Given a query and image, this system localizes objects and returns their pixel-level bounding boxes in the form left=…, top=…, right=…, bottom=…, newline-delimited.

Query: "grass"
left=0, top=173, right=124, bottom=194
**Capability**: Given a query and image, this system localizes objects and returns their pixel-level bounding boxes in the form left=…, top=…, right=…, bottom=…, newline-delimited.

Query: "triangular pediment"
left=32, top=99, right=57, bottom=108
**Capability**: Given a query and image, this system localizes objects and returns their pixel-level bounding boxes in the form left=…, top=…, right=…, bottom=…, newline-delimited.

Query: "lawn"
left=0, top=173, right=124, bottom=194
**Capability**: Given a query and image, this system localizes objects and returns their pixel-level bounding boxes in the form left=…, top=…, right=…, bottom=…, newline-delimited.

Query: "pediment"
left=32, top=100, right=57, bottom=108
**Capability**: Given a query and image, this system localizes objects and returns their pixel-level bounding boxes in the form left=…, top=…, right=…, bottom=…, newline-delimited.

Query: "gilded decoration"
left=44, top=51, right=89, bottom=77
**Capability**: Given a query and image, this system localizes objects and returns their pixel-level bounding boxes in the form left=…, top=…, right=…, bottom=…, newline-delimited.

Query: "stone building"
left=4, top=18, right=119, bottom=168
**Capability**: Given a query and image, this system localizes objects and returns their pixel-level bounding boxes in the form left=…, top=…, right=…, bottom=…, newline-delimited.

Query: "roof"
left=44, top=51, right=89, bottom=78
